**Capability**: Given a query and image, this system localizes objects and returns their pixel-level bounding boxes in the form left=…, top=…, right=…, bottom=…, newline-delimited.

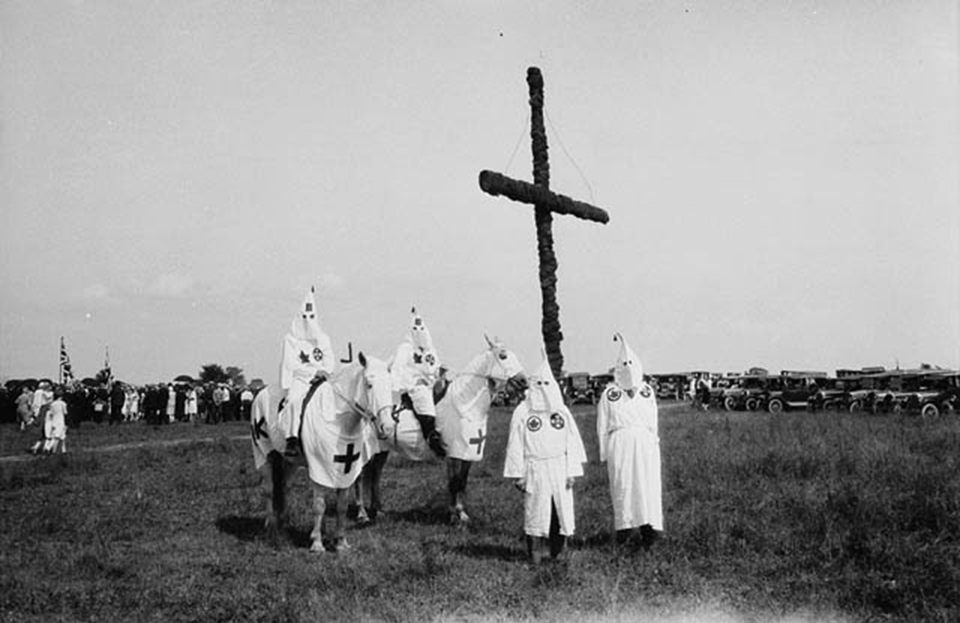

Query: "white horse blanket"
left=251, top=382, right=377, bottom=489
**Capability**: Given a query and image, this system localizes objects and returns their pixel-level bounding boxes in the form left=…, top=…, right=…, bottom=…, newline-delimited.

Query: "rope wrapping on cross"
left=478, top=67, right=610, bottom=381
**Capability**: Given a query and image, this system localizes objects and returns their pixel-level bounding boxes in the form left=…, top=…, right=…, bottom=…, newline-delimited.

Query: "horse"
left=357, top=336, right=528, bottom=526
left=250, top=352, right=393, bottom=553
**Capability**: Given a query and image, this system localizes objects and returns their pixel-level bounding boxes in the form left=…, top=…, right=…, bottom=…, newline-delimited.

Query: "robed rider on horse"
left=389, top=307, right=447, bottom=458
left=279, top=287, right=336, bottom=457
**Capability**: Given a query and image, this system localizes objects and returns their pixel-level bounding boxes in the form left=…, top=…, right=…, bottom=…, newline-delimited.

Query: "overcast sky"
left=1, top=0, right=957, bottom=384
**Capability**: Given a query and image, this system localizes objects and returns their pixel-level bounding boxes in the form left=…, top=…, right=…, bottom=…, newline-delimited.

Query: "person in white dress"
left=504, top=353, right=586, bottom=563
left=596, top=333, right=664, bottom=551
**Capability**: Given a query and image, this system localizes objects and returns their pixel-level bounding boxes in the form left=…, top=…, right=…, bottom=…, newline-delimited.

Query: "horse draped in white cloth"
left=250, top=352, right=393, bottom=552
left=358, top=336, right=528, bottom=526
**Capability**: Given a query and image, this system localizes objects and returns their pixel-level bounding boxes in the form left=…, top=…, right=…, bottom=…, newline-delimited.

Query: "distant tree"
left=198, top=364, right=246, bottom=386
left=198, top=364, right=229, bottom=384
left=225, top=366, right=246, bottom=387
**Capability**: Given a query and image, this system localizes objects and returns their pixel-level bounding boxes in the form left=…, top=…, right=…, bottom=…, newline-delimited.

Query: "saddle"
left=398, top=377, right=451, bottom=413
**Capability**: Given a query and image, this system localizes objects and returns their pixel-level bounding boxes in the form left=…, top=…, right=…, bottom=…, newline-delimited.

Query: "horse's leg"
left=332, top=488, right=351, bottom=552
left=265, top=451, right=287, bottom=539
left=368, top=451, right=387, bottom=521
left=309, top=481, right=327, bottom=553
left=457, top=461, right=473, bottom=522
left=446, top=459, right=472, bottom=526
left=355, top=468, right=371, bottom=526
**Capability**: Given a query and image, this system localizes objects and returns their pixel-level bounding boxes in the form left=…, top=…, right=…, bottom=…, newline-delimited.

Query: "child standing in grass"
left=596, top=333, right=663, bottom=551
left=504, top=354, right=587, bottom=563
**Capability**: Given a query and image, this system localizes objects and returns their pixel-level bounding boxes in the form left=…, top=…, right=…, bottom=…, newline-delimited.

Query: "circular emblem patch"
left=425, top=353, right=436, bottom=366
left=312, top=347, right=324, bottom=362
left=607, top=387, right=622, bottom=402
left=526, top=415, right=542, bottom=432
left=640, top=384, right=652, bottom=399
left=550, top=412, right=565, bottom=430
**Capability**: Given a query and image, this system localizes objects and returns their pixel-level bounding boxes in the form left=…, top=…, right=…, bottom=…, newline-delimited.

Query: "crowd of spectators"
left=0, top=379, right=261, bottom=430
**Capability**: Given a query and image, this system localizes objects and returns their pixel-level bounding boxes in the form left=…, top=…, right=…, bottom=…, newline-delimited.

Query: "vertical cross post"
left=479, top=67, right=609, bottom=381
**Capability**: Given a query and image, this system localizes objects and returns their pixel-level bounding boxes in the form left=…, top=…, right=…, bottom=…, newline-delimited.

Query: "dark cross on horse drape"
left=479, top=67, right=609, bottom=380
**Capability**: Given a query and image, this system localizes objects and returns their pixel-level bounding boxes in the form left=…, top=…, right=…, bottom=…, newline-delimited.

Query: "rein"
left=314, top=377, right=376, bottom=421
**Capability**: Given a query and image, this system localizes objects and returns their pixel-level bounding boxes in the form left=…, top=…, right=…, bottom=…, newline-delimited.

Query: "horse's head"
left=484, top=335, right=528, bottom=400
left=355, top=351, right=394, bottom=424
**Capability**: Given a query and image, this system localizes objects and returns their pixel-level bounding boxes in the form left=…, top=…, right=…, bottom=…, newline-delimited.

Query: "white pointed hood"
left=290, top=288, right=327, bottom=342
left=280, top=288, right=335, bottom=389
left=613, top=333, right=644, bottom=391
left=408, top=306, right=434, bottom=351
left=527, top=351, right=565, bottom=413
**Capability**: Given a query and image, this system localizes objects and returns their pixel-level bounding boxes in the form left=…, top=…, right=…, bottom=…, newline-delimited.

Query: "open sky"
left=1, top=0, right=957, bottom=385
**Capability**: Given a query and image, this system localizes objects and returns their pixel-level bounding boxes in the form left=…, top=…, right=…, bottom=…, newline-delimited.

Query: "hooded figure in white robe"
left=390, top=307, right=445, bottom=456
left=279, top=288, right=336, bottom=453
left=596, top=333, right=664, bottom=549
left=504, top=354, right=587, bottom=562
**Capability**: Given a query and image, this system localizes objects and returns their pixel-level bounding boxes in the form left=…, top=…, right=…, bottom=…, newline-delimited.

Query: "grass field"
left=1, top=405, right=958, bottom=622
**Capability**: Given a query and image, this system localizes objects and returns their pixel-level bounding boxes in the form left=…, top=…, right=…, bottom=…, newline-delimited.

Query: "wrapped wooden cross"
left=479, top=67, right=610, bottom=380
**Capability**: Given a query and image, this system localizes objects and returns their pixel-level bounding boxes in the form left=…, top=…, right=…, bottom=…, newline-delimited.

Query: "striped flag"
left=59, top=337, right=74, bottom=384
left=103, top=346, right=112, bottom=383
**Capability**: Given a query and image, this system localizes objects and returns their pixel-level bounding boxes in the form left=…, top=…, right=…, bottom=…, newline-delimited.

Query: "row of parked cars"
left=491, top=365, right=959, bottom=418
left=702, top=367, right=960, bottom=418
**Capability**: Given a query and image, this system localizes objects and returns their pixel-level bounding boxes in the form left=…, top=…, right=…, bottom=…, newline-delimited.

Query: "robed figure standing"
left=596, top=333, right=664, bottom=550
left=504, top=353, right=587, bottom=563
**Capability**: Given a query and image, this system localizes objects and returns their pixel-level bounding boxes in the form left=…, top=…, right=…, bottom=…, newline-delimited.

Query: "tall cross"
left=479, top=67, right=609, bottom=380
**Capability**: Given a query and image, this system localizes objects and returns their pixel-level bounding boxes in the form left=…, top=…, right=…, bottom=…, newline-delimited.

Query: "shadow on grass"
left=215, top=514, right=312, bottom=548
left=388, top=505, right=451, bottom=526
left=579, top=530, right=613, bottom=547
left=454, top=540, right=527, bottom=563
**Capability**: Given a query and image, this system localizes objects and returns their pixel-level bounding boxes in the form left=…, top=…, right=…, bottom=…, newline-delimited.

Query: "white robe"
left=437, top=379, right=493, bottom=462
left=279, top=333, right=336, bottom=437
left=504, top=403, right=587, bottom=537
left=300, top=383, right=377, bottom=489
left=596, top=383, right=664, bottom=531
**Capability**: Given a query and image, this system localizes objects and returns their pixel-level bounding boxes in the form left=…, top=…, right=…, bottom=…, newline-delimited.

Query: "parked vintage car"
left=649, top=374, right=687, bottom=401
left=721, top=374, right=771, bottom=411
left=761, top=372, right=826, bottom=413
left=843, top=368, right=950, bottom=415
left=898, top=370, right=959, bottom=418
left=561, top=372, right=596, bottom=405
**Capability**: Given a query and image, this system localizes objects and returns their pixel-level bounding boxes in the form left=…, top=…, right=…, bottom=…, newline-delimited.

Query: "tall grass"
left=1, top=407, right=957, bottom=622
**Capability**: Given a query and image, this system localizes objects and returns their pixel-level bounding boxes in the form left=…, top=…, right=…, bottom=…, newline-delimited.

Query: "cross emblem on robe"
left=469, top=429, right=486, bottom=455
left=334, top=443, right=361, bottom=474
left=479, top=67, right=609, bottom=380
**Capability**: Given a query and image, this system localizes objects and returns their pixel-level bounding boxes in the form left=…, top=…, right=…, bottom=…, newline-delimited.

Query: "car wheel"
left=745, top=398, right=759, bottom=411
left=921, top=403, right=940, bottom=419
left=724, top=397, right=736, bottom=411
left=768, top=399, right=784, bottom=414
left=849, top=400, right=862, bottom=414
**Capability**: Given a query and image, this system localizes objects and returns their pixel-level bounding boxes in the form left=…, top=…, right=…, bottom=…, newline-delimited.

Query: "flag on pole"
left=59, top=337, right=75, bottom=384
left=103, top=346, right=112, bottom=383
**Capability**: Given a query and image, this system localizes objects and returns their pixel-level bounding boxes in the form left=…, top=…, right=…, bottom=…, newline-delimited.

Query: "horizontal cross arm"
left=479, top=170, right=609, bottom=224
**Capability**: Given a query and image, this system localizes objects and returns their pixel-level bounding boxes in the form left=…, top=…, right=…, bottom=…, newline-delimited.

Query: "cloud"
left=149, top=273, right=195, bottom=298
